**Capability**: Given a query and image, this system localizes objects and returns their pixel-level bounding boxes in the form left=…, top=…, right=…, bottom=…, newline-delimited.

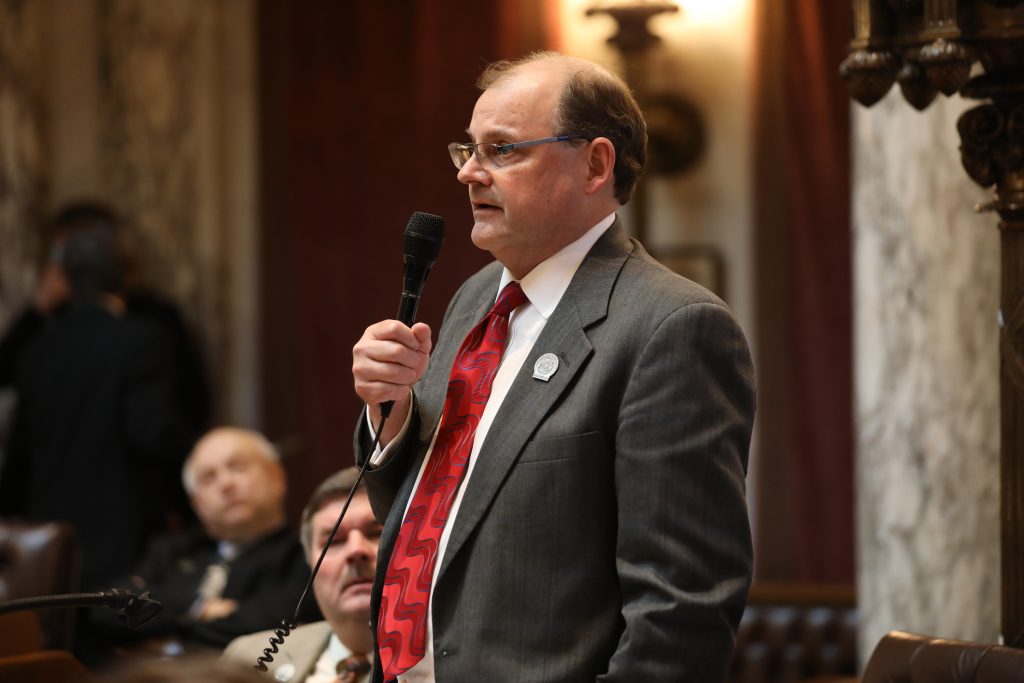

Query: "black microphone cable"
left=256, top=211, right=442, bottom=672
left=255, top=411, right=388, bottom=672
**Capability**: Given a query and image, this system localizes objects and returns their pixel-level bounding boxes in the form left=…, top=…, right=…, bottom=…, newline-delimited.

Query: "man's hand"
left=353, top=320, right=432, bottom=443
left=33, top=265, right=70, bottom=313
left=197, top=597, right=238, bottom=621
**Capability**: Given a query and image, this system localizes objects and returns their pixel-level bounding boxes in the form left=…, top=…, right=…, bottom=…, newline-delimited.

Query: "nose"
left=457, top=152, right=491, bottom=186
left=218, top=471, right=237, bottom=493
left=343, top=530, right=374, bottom=564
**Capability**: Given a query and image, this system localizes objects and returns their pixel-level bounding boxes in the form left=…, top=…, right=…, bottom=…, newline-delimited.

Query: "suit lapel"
left=436, top=221, right=634, bottom=580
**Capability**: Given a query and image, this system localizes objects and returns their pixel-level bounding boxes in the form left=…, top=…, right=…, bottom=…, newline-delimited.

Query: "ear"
left=584, top=137, right=616, bottom=195
left=269, top=461, right=287, bottom=496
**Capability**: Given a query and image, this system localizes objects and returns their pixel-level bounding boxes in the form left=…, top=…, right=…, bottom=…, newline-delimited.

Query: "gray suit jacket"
left=358, top=220, right=755, bottom=682
left=223, top=621, right=332, bottom=682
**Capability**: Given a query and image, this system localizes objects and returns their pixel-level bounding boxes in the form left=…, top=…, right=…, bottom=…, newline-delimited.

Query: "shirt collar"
left=497, top=212, right=616, bottom=319
left=325, top=632, right=353, bottom=664
left=216, top=541, right=239, bottom=562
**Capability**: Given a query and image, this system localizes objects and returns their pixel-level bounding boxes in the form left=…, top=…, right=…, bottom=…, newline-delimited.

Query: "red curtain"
left=754, top=0, right=854, bottom=582
left=259, top=1, right=538, bottom=519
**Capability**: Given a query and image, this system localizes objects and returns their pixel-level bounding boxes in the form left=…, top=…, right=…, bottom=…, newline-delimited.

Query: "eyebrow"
left=466, top=126, right=519, bottom=143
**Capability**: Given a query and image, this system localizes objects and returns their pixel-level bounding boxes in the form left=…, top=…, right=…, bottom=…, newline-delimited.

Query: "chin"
left=472, top=226, right=516, bottom=260
left=470, top=224, right=489, bottom=249
left=340, top=596, right=372, bottom=618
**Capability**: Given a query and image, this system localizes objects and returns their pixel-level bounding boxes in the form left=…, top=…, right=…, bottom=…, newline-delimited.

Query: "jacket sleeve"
left=87, top=535, right=190, bottom=639
left=0, top=310, right=43, bottom=514
left=184, top=537, right=320, bottom=648
left=600, top=301, right=755, bottom=682
left=0, top=308, right=44, bottom=387
left=356, top=401, right=424, bottom=524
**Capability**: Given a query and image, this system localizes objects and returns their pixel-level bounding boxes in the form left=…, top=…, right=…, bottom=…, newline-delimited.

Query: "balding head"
left=477, top=52, right=647, bottom=204
left=182, top=428, right=287, bottom=544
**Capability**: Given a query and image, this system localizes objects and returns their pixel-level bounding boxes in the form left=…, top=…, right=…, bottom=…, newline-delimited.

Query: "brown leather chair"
left=0, top=612, right=88, bottom=682
left=0, top=521, right=80, bottom=650
left=728, top=582, right=859, bottom=683
left=862, top=631, right=1024, bottom=682
left=0, top=650, right=87, bottom=683
left=0, top=611, right=44, bottom=657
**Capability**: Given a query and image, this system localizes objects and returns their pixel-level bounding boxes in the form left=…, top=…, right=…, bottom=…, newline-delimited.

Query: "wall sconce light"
left=585, top=0, right=709, bottom=256
left=586, top=1, right=707, bottom=177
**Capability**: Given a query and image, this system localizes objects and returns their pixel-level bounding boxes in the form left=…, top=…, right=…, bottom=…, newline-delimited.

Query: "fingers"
left=353, top=320, right=432, bottom=406
left=198, top=598, right=238, bottom=621
left=34, top=266, right=70, bottom=313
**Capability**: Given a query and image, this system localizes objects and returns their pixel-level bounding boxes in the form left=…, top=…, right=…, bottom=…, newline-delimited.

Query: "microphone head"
left=403, top=212, right=444, bottom=268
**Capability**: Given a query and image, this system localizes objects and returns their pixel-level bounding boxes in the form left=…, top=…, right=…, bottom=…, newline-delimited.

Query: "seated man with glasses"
left=352, top=51, right=755, bottom=682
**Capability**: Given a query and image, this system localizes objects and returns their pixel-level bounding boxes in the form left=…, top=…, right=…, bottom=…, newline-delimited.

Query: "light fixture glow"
left=676, top=0, right=746, bottom=25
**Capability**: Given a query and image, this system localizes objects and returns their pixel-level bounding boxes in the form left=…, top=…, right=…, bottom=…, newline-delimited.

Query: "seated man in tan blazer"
left=224, top=468, right=380, bottom=683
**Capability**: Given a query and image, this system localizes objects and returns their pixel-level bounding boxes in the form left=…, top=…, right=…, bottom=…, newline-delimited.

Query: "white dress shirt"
left=306, top=633, right=370, bottom=683
left=370, top=213, right=615, bottom=682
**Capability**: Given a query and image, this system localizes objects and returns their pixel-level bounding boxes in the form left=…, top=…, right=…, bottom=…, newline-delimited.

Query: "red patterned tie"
left=378, top=281, right=528, bottom=680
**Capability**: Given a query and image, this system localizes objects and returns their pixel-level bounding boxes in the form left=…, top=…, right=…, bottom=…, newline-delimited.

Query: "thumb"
left=411, top=322, right=432, bottom=354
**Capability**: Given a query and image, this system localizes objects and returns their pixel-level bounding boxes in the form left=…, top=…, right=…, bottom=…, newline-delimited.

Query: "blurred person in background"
left=224, top=467, right=379, bottom=682
left=88, top=427, right=318, bottom=660
left=0, top=211, right=191, bottom=589
left=0, top=201, right=210, bottom=532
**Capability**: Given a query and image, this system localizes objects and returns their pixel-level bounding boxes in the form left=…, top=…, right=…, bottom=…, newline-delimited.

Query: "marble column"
left=0, top=0, right=47, bottom=320
left=0, top=0, right=48, bottom=447
left=853, top=91, right=1001, bottom=663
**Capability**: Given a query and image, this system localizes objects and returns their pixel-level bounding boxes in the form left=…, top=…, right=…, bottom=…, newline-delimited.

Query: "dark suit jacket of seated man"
left=89, top=428, right=319, bottom=657
left=351, top=52, right=756, bottom=682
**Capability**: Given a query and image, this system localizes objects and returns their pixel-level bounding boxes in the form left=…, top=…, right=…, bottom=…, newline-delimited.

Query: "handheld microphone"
left=382, top=212, right=444, bottom=418
left=396, top=211, right=445, bottom=325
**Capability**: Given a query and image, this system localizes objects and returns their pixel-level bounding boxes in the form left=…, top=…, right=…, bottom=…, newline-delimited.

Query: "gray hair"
left=181, top=428, right=281, bottom=494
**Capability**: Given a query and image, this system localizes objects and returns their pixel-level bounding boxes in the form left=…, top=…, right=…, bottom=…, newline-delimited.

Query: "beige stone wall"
left=95, top=0, right=260, bottom=424
left=0, top=0, right=258, bottom=424
left=853, top=91, right=1001, bottom=662
left=0, top=0, right=48, bottom=319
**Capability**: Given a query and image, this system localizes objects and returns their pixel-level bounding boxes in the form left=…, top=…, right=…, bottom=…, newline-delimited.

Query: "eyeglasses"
left=448, top=135, right=586, bottom=170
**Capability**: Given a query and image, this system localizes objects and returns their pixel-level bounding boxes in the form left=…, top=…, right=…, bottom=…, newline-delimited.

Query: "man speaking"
left=352, top=52, right=755, bottom=682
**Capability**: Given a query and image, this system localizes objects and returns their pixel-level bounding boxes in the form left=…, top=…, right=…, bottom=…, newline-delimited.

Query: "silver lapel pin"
left=532, top=353, right=559, bottom=382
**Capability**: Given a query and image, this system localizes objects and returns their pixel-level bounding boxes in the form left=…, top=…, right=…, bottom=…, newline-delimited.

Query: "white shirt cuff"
left=366, top=391, right=414, bottom=466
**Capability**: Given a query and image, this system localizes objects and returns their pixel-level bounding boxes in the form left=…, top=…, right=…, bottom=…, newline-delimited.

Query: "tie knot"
left=336, top=653, right=371, bottom=682
left=491, top=281, right=528, bottom=318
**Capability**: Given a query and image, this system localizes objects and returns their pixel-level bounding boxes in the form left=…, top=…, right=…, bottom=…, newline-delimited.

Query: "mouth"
left=341, top=576, right=373, bottom=594
left=471, top=200, right=502, bottom=213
